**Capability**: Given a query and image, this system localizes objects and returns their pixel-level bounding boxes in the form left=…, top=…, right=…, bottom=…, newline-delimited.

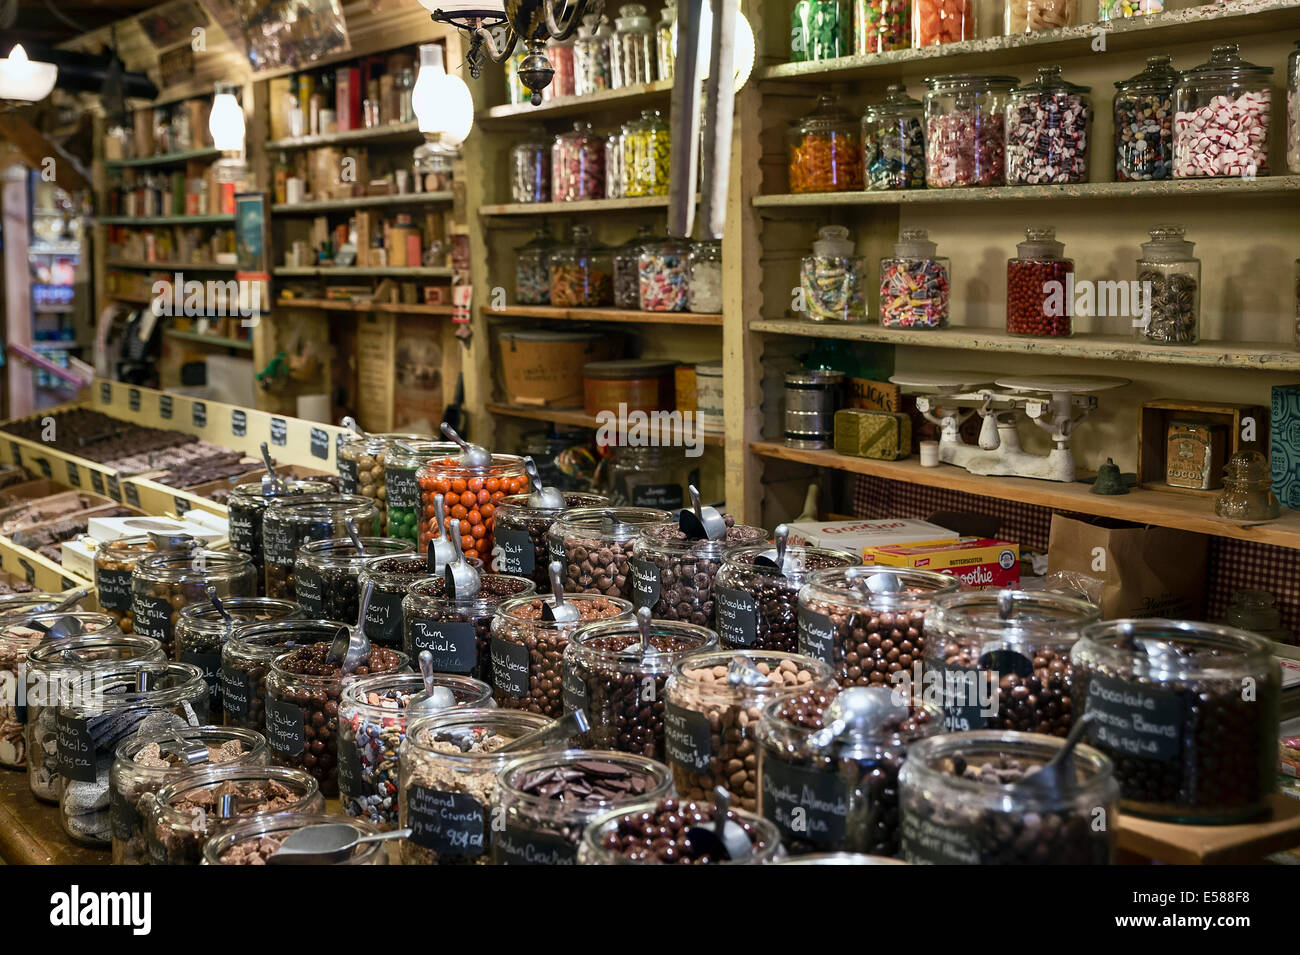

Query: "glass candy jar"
left=548, top=505, right=673, bottom=599
left=262, top=495, right=378, bottom=600
left=403, top=574, right=536, bottom=681
left=356, top=553, right=437, bottom=647
left=579, top=795, right=782, bottom=863
left=855, top=0, right=910, bottom=54
left=573, top=13, right=612, bottom=96
left=294, top=537, right=412, bottom=627
left=550, top=224, right=613, bottom=307
left=510, top=133, right=551, bottom=204
left=515, top=225, right=557, bottom=305
left=606, top=129, right=626, bottom=199
left=623, top=109, right=670, bottom=197
left=924, top=74, right=1015, bottom=187
left=862, top=84, right=926, bottom=190
left=613, top=224, right=655, bottom=309
left=1136, top=224, right=1200, bottom=345
left=1174, top=44, right=1273, bottom=179
left=1114, top=56, right=1176, bottom=182
left=688, top=240, right=722, bottom=314
left=631, top=522, right=768, bottom=624
left=491, top=491, right=608, bottom=586
left=912, top=0, right=973, bottom=47
left=879, top=229, right=951, bottom=329
left=791, top=0, right=850, bottom=62
left=638, top=235, right=690, bottom=312
left=602, top=447, right=681, bottom=509
left=799, top=226, right=867, bottom=323
left=220, top=619, right=337, bottom=734
left=94, top=535, right=157, bottom=632
left=1006, top=226, right=1073, bottom=337
left=610, top=3, right=655, bottom=88
left=1006, top=0, right=1077, bottom=34
left=385, top=440, right=460, bottom=544
left=656, top=2, right=677, bottom=80
left=203, top=812, right=387, bottom=865
left=788, top=93, right=864, bottom=193
left=131, top=549, right=257, bottom=658
left=339, top=433, right=421, bottom=534
left=552, top=121, right=605, bottom=201
left=1289, top=40, right=1299, bottom=174
left=1005, top=66, right=1091, bottom=185
left=415, top=453, right=529, bottom=565
left=547, top=36, right=575, bottom=98
left=1098, top=0, right=1163, bottom=19
left=1216, top=451, right=1281, bottom=521
left=227, top=478, right=334, bottom=595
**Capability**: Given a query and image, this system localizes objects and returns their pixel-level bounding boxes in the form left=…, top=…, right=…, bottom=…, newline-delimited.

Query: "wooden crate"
left=1137, top=399, right=1268, bottom=496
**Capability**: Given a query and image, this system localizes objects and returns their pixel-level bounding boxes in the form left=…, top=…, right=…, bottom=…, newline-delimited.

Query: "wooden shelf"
left=105, top=291, right=154, bottom=304
left=106, top=259, right=236, bottom=271
left=265, top=121, right=422, bottom=151
left=276, top=297, right=454, bottom=315
left=271, top=191, right=453, bottom=215
left=164, top=329, right=253, bottom=350
left=755, top=176, right=1300, bottom=211
left=479, top=195, right=671, bottom=217
left=1116, top=795, right=1300, bottom=865
left=750, top=320, right=1300, bottom=372
left=272, top=266, right=455, bottom=278
left=104, top=147, right=221, bottom=169
left=98, top=214, right=236, bottom=226
left=488, top=402, right=726, bottom=446
left=481, top=80, right=675, bottom=122
left=484, top=305, right=724, bottom=327
left=750, top=440, right=1300, bottom=549
left=760, top=0, right=1300, bottom=84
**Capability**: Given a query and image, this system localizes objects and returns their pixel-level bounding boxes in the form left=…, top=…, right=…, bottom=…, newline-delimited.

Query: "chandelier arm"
left=474, top=23, right=517, bottom=63
left=544, top=0, right=591, bottom=40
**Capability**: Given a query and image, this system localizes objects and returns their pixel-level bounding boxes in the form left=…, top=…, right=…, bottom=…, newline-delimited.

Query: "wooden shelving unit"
left=104, top=148, right=222, bottom=169
left=163, top=328, right=253, bottom=350
left=98, top=214, right=235, bottom=226
left=479, top=195, right=673, bottom=217
left=276, top=297, right=453, bottom=316
left=481, top=79, right=674, bottom=122
left=484, top=305, right=724, bottom=327
left=488, top=403, right=726, bottom=447
left=106, top=259, right=237, bottom=272
left=265, top=120, right=422, bottom=151
left=273, top=266, right=455, bottom=278
left=270, top=191, right=453, bottom=215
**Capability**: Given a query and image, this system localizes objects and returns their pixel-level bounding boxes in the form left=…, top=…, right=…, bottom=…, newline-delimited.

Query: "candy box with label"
left=870, top=538, right=1020, bottom=590
left=785, top=518, right=957, bottom=561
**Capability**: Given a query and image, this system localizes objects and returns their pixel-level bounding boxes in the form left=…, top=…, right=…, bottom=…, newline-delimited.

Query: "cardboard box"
left=785, top=518, right=957, bottom=560
left=871, top=537, right=1021, bottom=590
left=86, top=514, right=222, bottom=543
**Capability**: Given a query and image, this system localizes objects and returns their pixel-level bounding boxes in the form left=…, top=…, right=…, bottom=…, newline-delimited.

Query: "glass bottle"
left=505, top=40, right=529, bottom=106
left=1005, top=66, right=1091, bottom=185
left=510, top=132, right=551, bottom=204
left=573, top=14, right=612, bottom=96
left=1006, top=0, right=1077, bottom=34
left=787, top=93, right=864, bottom=193
left=1174, top=44, right=1273, bottom=179
left=515, top=225, right=557, bottom=305
left=656, top=1, right=677, bottom=81
left=687, top=239, right=722, bottom=313
left=384, top=440, right=460, bottom=544
left=862, top=84, right=926, bottom=190
left=912, top=0, right=973, bottom=47
left=879, top=229, right=951, bottom=329
left=855, top=0, right=910, bottom=53
left=552, top=121, right=606, bottom=201
left=800, top=225, right=867, bottom=323
left=613, top=223, right=655, bottom=308
left=1136, top=224, right=1200, bottom=345
left=1006, top=226, right=1073, bottom=337
left=638, top=235, right=691, bottom=312
left=923, top=73, right=1015, bottom=187
left=1215, top=451, right=1281, bottom=521
left=1113, top=56, right=1176, bottom=182
left=414, top=453, right=529, bottom=564
left=622, top=108, right=670, bottom=197
left=550, top=224, right=614, bottom=307
left=610, top=3, right=655, bottom=89
left=791, top=0, right=850, bottom=62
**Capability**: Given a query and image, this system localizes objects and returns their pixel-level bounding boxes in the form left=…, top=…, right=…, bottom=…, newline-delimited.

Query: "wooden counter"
left=0, top=769, right=108, bottom=865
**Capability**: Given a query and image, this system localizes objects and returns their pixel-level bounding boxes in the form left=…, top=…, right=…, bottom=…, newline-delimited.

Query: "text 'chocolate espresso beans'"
left=899, top=730, right=1118, bottom=865
left=491, top=593, right=632, bottom=716
left=295, top=537, right=415, bottom=626
left=1070, top=619, right=1281, bottom=824
left=402, top=574, right=536, bottom=682
left=579, top=796, right=782, bottom=864
left=264, top=640, right=407, bottom=798
left=563, top=617, right=717, bottom=760
left=757, top=686, right=939, bottom=857
left=664, top=650, right=836, bottom=811
left=493, top=492, right=609, bottom=588
left=548, top=506, right=673, bottom=600
left=262, top=495, right=379, bottom=601
left=714, top=544, right=860, bottom=652
left=632, top=520, right=767, bottom=626
left=494, top=750, right=673, bottom=865
left=131, top=549, right=257, bottom=658
left=797, top=566, right=960, bottom=689
left=923, top=590, right=1100, bottom=737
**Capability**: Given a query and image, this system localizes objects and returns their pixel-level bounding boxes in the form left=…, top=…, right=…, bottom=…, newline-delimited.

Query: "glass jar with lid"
left=1071, top=619, right=1281, bottom=824
left=491, top=592, right=633, bottom=715
left=415, top=453, right=529, bottom=564
left=550, top=224, right=613, bottom=306
left=338, top=670, right=493, bottom=829
left=111, top=725, right=266, bottom=865
left=494, top=750, right=674, bottom=864
left=131, top=549, right=257, bottom=658
left=385, top=440, right=459, bottom=544
left=1216, top=451, right=1281, bottom=520
left=613, top=223, right=655, bottom=308
left=1288, top=40, right=1299, bottom=174
left=402, top=574, right=535, bottom=682
left=912, top=0, right=973, bottom=47
left=688, top=240, right=722, bottom=313
left=758, top=685, right=940, bottom=856
left=547, top=36, right=575, bottom=98
left=146, top=764, right=323, bottom=865
left=95, top=535, right=159, bottom=632
left=356, top=553, right=437, bottom=647
left=220, top=619, right=337, bottom=734
left=492, top=491, right=608, bottom=586
left=923, top=589, right=1101, bottom=735
left=399, top=707, right=568, bottom=864
left=227, top=478, right=335, bottom=595
left=1006, top=0, right=1077, bottom=34
left=623, top=109, right=670, bottom=197
left=579, top=795, right=782, bottom=863
left=797, top=566, right=960, bottom=688
left=666, top=650, right=836, bottom=810
left=799, top=226, right=867, bottom=323
left=515, top=225, right=557, bottom=305
left=202, top=812, right=388, bottom=865
left=879, top=229, right=951, bottom=329
left=610, top=3, right=655, bottom=88
left=564, top=615, right=716, bottom=759
left=791, top=0, right=850, bottom=62
left=1006, top=226, right=1073, bottom=336
left=22, top=625, right=152, bottom=800
left=924, top=73, right=1015, bottom=187
left=548, top=505, right=673, bottom=599
left=1005, top=66, right=1091, bottom=185
left=510, top=131, right=551, bottom=204
left=573, top=13, right=612, bottom=96
left=788, top=93, right=864, bottom=193
left=637, top=234, right=690, bottom=312
left=262, top=494, right=378, bottom=600
left=552, top=121, right=605, bottom=201
left=1174, top=44, right=1273, bottom=179
left=1224, top=590, right=1291, bottom=644
left=655, top=1, right=676, bottom=80
left=58, top=660, right=209, bottom=846
left=714, top=543, right=859, bottom=652
left=1114, top=56, right=1176, bottom=182
left=1136, top=224, right=1200, bottom=345
left=1097, top=0, right=1162, bottom=19
left=296, top=536, right=414, bottom=627
left=854, top=0, right=910, bottom=53
left=862, top=84, right=926, bottom=190
left=899, top=729, right=1117, bottom=863
left=339, top=431, right=424, bottom=535
left=606, top=129, right=626, bottom=199
left=175, top=597, right=303, bottom=718
left=602, top=447, right=682, bottom=510
left=632, top=521, right=768, bottom=624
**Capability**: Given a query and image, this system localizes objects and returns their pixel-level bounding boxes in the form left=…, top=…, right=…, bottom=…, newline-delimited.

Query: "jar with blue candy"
left=1114, top=56, right=1175, bottom=182
left=862, top=84, right=926, bottom=190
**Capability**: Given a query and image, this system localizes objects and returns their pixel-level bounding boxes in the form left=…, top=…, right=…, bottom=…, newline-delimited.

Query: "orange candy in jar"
left=416, top=455, right=529, bottom=565
left=788, top=93, right=865, bottom=193
left=913, top=0, right=973, bottom=47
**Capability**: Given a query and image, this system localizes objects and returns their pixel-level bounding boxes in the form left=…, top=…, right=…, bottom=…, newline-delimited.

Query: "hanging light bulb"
left=209, top=82, right=248, bottom=184
left=413, top=44, right=475, bottom=146
left=0, top=44, right=58, bottom=105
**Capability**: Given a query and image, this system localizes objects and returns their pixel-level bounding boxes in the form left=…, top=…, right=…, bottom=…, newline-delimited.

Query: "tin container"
left=784, top=369, right=844, bottom=449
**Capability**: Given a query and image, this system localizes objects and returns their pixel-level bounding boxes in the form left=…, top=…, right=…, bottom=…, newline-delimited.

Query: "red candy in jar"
left=1007, top=226, right=1073, bottom=337
left=416, top=455, right=529, bottom=564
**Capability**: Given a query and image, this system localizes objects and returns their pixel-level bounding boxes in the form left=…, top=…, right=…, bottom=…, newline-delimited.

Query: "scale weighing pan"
left=889, top=371, right=995, bottom=394
left=993, top=375, right=1129, bottom=394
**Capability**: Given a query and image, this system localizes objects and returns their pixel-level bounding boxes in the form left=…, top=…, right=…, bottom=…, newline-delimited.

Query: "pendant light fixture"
left=0, top=44, right=58, bottom=108
left=412, top=42, right=475, bottom=175
left=209, top=81, right=248, bottom=184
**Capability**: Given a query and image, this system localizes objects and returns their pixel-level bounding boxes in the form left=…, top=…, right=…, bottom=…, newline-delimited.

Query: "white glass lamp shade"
left=416, top=0, right=507, bottom=22
left=413, top=44, right=475, bottom=146
left=0, top=45, right=58, bottom=103
left=208, top=85, right=246, bottom=153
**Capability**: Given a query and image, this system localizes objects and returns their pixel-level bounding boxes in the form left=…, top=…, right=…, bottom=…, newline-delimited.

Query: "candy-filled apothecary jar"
left=515, top=225, right=557, bottom=305
left=1174, top=44, right=1272, bottom=179
left=1288, top=40, right=1300, bottom=174
left=912, top=0, right=973, bottom=48
left=1006, top=226, right=1073, bottom=337
left=1005, top=66, right=1091, bottom=186
left=899, top=730, right=1117, bottom=864
left=638, top=234, right=691, bottom=312
left=1114, top=56, right=1176, bottom=182
left=1098, top=0, right=1163, bottom=21
left=550, top=224, right=614, bottom=307
left=202, top=812, right=388, bottom=865
left=623, top=109, right=671, bottom=197
left=261, top=495, right=378, bottom=600
left=547, top=36, right=575, bottom=98
left=1005, top=0, right=1077, bottom=34
left=295, top=537, right=413, bottom=626
left=510, top=132, right=551, bottom=204
left=791, top=0, right=850, bottom=62
left=610, top=3, right=655, bottom=88
left=492, top=491, right=608, bottom=587
left=799, top=226, right=867, bottom=323
left=552, top=121, right=606, bottom=201
left=131, top=549, right=257, bottom=657
left=924, top=74, right=1015, bottom=188
left=923, top=589, right=1101, bottom=736
left=548, top=505, right=674, bottom=599
left=656, top=1, right=677, bottom=80
left=402, top=574, right=536, bottom=682
left=788, top=94, right=864, bottom=193
left=385, top=440, right=459, bottom=544
left=1136, top=224, right=1200, bottom=345
left=415, top=453, right=529, bottom=565
left=862, top=84, right=926, bottom=190
left=631, top=521, right=768, bottom=624
left=573, top=13, right=612, bottom=96
left=688, top=239, right=722, bottom=313
left=879, top=229, right=950, bottom=329
left=613, top=224, right=655, bottom=309
left=606, top=129, right=626, bottom=198
left=94, top=535, right=156, bottom=632
left=227, top=478, right=334, bottom=596
left=338, top=434, right=420, bottom=534
left=1070, top=619, right=1280, bottom=824
left=855, top=0, right=910, bottom=54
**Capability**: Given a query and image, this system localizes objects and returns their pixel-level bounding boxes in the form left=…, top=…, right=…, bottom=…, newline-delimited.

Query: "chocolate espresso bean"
left=581, top=796, right=780, bottom=864
left=295, top=537, right=414, bottom=626
left=632, top=521, right=766, bottom=625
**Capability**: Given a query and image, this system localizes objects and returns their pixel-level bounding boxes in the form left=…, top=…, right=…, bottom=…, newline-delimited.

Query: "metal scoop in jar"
left=28, top=588, right=91, bottom=640
left=340, top=416, right=369, bottom=439
left=134, top=710, right=210, bottom=766
left=618, top=607, right=656, bottom=662
left=523, top=456, right=565, bottom=510
left=540, top=560, right=579, bottom=624
left=1013, top=710, right=1096, bottom=797
left=809, top=686, right=909, bottom=750
left=439, top=422, right=492, bottom=469
left=600, top=508, right=630, bottom=538
left=444, top=519, right=482, bottom=600
left=752, top=524, right=791, bottom=574
left=685, top=786, right=753, bottom=862
left=426, top=495, right=456, bottom=574
left=726, top=654, right=771, bottom=688
left=327, top=582, right=374, bottom=673
left=148, top=531, right=198, bottom=553
left=266, top=823, right=413, bottom=865
left=679, top=484, right=726, bottom=541
left=846, top=566, right=903, bottom=600
left=407, top=650, right=459, bottom=716
left=345, top=518, right=368, bottom=557
left=260, top=441, right=287, bottom=495
left=498, top=708, right=591, bottom=754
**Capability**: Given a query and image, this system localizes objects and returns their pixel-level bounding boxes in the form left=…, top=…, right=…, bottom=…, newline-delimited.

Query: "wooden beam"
left=0, top=114, right=90, bottom=193
left=2, top=164, right=35, bottom=419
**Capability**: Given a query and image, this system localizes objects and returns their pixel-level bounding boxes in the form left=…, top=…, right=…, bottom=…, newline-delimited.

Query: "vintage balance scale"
left=888, top=372, right=1130, bottom=483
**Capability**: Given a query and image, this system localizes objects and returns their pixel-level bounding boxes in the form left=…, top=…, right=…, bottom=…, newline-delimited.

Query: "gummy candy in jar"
left=1097, top=0, right=1162, bottom=20
left=638, top=235, right=691, bottom=312
left=862, top=83, right=926, bottom=190
left=552, top=121, right=606, bottom=201
left=613, top=224, right=656, bottom=309
left=515, top=226, right=557, bottom=306
left=1005, top=0, right=1078, bottom=35
left=854, top=0, right=910, bottom=54
left=1113, top=56, right=1175, bottom=182
left=550, top=224, right=614, bottom=307
left=1005, top=66, right=1091, bottom=186
left=791, top=0, right=851, bottom=62
left=787, top=93, right=864, bottom=193
left=799, top=226, right=867, bottom=323
left=912, top=0, right=972, bottom=47
left=1173, top=44, right=1272, bottom=179
left=1006, top=226, right=1073, bottom=337
left=688, top=239, right=723, bottom=314
left=573, top=14, right=612, bottom=96
left=879, top=229, right=950, bottom=329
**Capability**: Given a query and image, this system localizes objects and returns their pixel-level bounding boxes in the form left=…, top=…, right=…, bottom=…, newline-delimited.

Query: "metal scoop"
left=426, top=495, right=457, bottom=573
left=340, top=416, right=368, bottom=439
left=260, top=442, right=287, bottom=494
left=443, top=519, right=481, bottom=600
left=678, top=484, right=726, bottom=541
left=1015, top=710, right=1096, bottom=796
left=30, top=591, right=92, bottom=641
left=848, top=566, right=903, bottom=598
left=686, top=786, right=752, bottom=862
left=440, top=422, right=492, bottom=469
left=345, top=518, right=367, bottom=556
left=600, top=508, right=629, bottom=538
left=266, top=823, right=413, bottom=865
left=135, top=710, right=209, bottom=765
left=753, top=524, right=790, bottom=573
left=618, top=607, right=655, bottom=661
left=148, top=531, right=198, bottom=552
left=726, top=654, right=771, bottom=687
left=540, top=560, right=579, bottom=624
left=206, top=585, right=238, bottom=644
left=810, top=686, right=909, bottom=749
left=523, top=456, right=565, bottom=510
left=327, top=582, right=373, bottom=673
left=498, top=709, right=590, bottom=754
left=408, top=650, right=459, bottom=716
